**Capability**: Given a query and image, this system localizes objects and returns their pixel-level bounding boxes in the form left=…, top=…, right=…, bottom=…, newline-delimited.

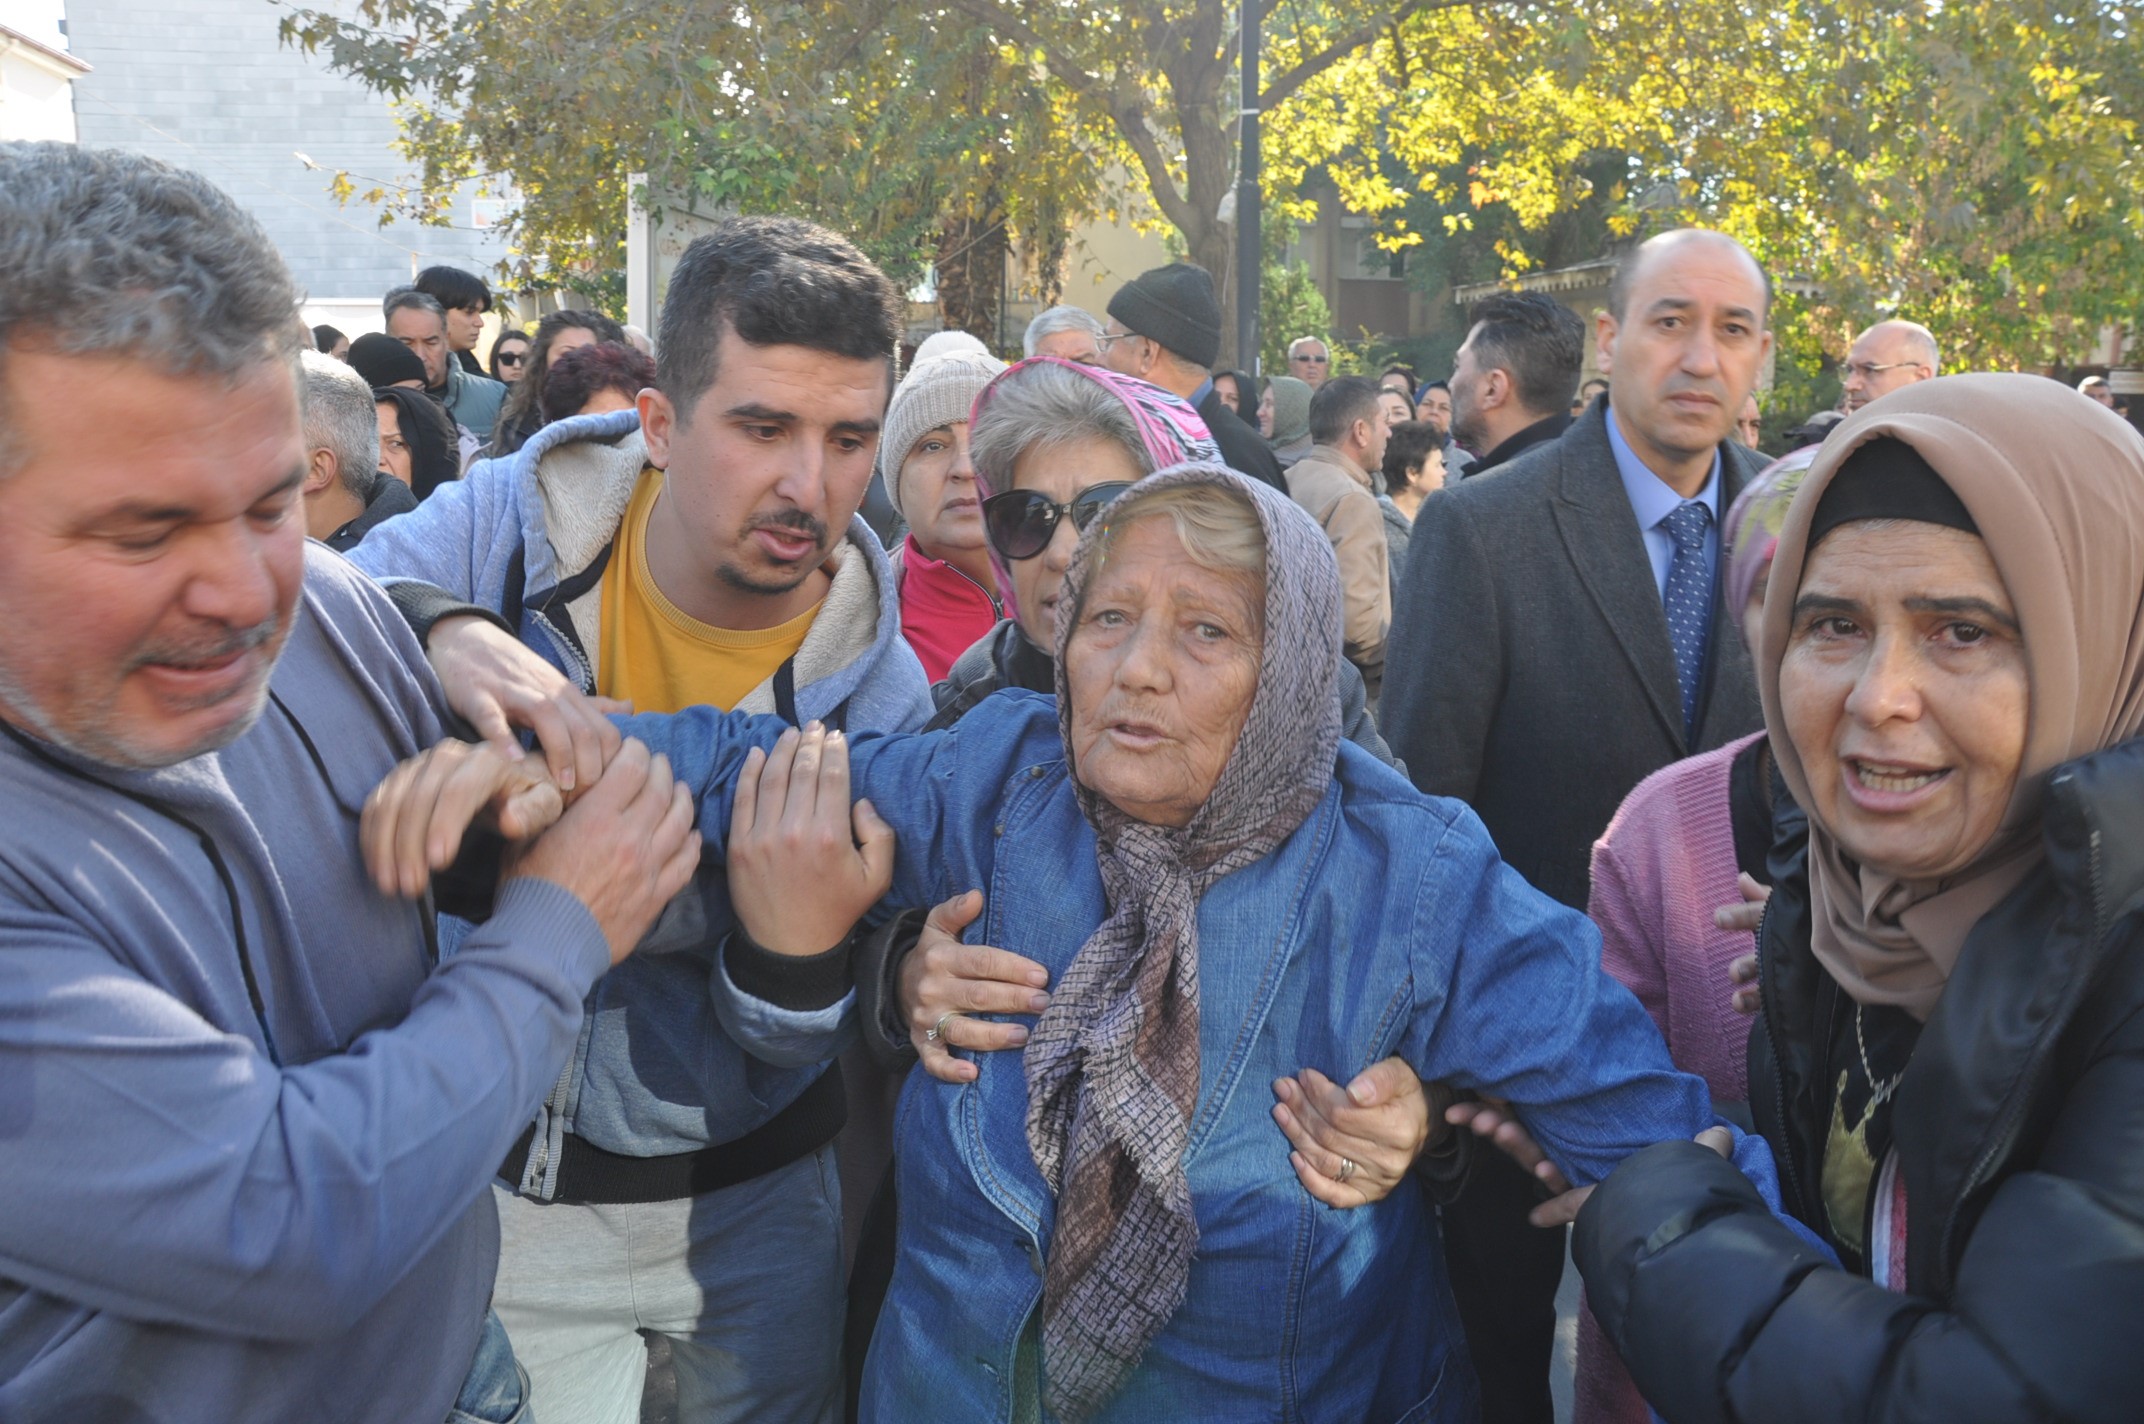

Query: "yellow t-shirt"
left=598, top=468, right=822, bottom=714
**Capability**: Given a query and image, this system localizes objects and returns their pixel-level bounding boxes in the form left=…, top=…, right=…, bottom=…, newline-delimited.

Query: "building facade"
left=65, top=0, right=509, bottom=334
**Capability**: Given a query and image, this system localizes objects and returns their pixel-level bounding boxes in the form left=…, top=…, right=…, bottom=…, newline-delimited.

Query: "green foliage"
left=277, top=0, right=2144, bottom=369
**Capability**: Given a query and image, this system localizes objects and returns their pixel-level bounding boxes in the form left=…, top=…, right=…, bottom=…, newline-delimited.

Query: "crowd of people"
left=3, top=133, right=2142, bottom=1424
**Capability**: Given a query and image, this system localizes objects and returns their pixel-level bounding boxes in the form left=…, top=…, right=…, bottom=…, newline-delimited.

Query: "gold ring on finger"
left=926, top=1011, right=960, bottom=1045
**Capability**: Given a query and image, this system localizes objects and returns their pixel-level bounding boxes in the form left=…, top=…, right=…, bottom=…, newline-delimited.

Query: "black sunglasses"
left=496, top=351, right=526, bottom=366
left=983, top=483, right=1134, bottom=560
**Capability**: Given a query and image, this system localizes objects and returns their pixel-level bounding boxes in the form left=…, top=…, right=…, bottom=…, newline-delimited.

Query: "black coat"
left=1576, top=735, right=2144, bottom=1424
left=1381, top=399, right=1766, bottom=908
left=1196, top=386, right=1287, bottom=491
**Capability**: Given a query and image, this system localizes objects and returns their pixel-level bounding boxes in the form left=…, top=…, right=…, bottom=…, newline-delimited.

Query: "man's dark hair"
left=1424, top=379, right=1449, bottom=393
left=541, top=341, right=657, bottom=424
left=382, top=288, right=447, bottom=328
left=1464, top=291, right=1586, bottom=418
left=414, top=265, right=492, bottom=314
left=312, top=324, right=344, bottom=353
left=657, top=216, right=902, bottom=421
left=1308, top=375, right=1382, bottom=446
left=1383, top=419, right=1441, bottom=491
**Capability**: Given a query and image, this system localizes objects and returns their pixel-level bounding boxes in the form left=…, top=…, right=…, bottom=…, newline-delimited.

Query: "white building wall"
left=0, top=42, right=78, bottom=142
left=65, top=0, right=510, bottom=305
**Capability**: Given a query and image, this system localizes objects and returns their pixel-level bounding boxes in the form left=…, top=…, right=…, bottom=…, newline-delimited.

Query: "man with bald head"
left=1383, top=228, right=1772, bottom=1423
left=1841, top=318, right=1938, bottom=412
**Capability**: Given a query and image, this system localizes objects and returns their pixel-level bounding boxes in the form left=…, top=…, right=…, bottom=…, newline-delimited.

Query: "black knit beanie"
left=1106, top=262, right=1223, bottom=369
left=348, top=332, right=430, bottom=391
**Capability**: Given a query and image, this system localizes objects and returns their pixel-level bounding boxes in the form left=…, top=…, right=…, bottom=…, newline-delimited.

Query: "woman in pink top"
left=1573, top=453, right=1813, bottom=1424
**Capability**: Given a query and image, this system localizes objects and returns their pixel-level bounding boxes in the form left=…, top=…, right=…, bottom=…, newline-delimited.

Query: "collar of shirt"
left=1607, top=402, right=1723, bottom=603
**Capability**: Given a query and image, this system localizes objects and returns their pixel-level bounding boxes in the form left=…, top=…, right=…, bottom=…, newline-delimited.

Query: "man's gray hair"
left=0, top=142, right=300, bottom=476
left=1288, top=335, right=1329, bottom=357
left=383, top=287, right=447, bottom=328
left=299, top=351, right=379, bottom=502
left=968, top=359, right=1155, bottom=493
left=1022, top=304, right=1104, bottom=358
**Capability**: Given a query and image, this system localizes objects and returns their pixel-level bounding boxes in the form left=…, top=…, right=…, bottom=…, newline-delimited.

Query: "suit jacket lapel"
left=1550, top=415, right=1686, bottom=748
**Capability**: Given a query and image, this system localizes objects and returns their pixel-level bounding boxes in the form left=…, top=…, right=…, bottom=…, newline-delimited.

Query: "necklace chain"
left=1856, top=1003, right=1906, bottom=1110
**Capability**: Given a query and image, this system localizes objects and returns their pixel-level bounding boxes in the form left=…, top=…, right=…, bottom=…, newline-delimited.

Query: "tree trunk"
left=934, top=206, right=1007, bottom=349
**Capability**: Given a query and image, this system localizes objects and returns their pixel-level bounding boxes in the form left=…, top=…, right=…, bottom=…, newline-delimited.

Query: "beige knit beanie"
left=881, top=350, right=1005, bottom=523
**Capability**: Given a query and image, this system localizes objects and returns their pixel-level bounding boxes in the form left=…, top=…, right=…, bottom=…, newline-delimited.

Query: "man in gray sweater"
left=0, top=141, right=699, bottom=1421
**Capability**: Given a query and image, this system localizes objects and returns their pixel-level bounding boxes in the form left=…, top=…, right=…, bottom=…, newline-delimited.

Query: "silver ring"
left=925, top=1011, right=959, bottom=1045
left=1335, top=1157, right=1358, bottom=1183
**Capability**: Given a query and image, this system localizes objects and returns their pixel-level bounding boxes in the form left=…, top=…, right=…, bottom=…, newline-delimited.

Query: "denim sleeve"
left=617, top=707, right=981, bottom=1061
left=613, top=707, right=966, bottom=916
left=1397, top=802, right=1713, bottom=1187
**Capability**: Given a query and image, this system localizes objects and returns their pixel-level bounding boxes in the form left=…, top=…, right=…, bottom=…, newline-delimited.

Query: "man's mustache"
left=129, top=616, right=281, bottom=672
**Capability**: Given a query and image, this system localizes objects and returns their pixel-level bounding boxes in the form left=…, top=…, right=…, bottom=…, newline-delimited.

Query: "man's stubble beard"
left=0, top=616, right=285, bottom=771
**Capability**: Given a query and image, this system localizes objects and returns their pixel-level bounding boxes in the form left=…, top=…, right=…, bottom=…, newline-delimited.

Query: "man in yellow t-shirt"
left=346, top=215, right=933, bottom=1424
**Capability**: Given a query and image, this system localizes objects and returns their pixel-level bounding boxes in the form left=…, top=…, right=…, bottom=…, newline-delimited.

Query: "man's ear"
left=302, top=446, right=337, bottom=497
left=1595, top=310, right=1619, bottom=378
left=639, top=386, right=677, bottom=469
left=1481, top=369, right=1513, bottom=413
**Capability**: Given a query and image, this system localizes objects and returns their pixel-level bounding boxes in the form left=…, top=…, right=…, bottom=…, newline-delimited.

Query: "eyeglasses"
left=1094, top=330, right=1144, bottom=353
left=1292, top=352, right=1330, bottom=364
left=1842, top=360, right=1922, bottom=381
left=982, top=483, right=1134, bottom=560
left=496, top=350, right=525, bottom=367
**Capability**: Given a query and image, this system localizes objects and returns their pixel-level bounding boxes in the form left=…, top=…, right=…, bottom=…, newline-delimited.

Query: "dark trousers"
left=1441, top=1148, right=1566, bottom=1424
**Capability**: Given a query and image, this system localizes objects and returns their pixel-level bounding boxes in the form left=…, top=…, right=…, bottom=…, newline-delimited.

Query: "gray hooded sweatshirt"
left=0, top=548, right=611, bottom=1421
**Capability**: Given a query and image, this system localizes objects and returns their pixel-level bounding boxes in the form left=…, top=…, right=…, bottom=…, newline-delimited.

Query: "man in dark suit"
left=1382, top=229, right=1774, bottom=1424
left=1099, top=262, right=1287, bottom=490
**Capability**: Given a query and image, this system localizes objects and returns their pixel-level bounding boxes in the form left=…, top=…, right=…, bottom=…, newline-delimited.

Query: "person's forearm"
left=0, top=878, right=608, bottom=1340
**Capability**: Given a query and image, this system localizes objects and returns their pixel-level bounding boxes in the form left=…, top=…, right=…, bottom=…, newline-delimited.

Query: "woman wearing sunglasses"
left=929, top=357, right=1391, bottom=761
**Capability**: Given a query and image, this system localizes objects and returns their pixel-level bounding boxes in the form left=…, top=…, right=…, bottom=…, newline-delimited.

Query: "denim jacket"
left=624, top=691, right=1711, bottom=1422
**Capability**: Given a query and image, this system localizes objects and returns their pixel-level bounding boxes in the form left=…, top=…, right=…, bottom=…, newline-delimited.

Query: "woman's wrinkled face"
left=1007, top=434, right=1148, bottom=648
left=1779, top=520, right=2029, bottom=879
left=1064, top=516, right=1263, bottom=828
left=900, top=421, right=986, bottom=562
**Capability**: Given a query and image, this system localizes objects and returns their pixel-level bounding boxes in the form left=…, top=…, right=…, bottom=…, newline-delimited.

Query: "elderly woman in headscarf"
left=1573, top=374, right=2144, bottom=1422
left=486, top=464, right=1720, bottom=1421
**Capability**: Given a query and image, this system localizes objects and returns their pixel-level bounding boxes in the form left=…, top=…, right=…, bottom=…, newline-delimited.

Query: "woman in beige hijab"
left=1572, top=373, right=2144, bottom=1423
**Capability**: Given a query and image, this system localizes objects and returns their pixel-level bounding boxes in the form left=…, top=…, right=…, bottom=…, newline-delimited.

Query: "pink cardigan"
left=1575, top=732, right=1766, bottom=1424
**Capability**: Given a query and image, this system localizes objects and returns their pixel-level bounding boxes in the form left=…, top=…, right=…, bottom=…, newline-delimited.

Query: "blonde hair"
left=1098, top=481, right=1267, bottom=580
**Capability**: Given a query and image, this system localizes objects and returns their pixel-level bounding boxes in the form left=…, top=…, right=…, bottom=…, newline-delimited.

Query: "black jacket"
left=1196, top=386, right=1287, bottom=491
left=1458, top=411, right=1571, bottom=478
left=323, top=475, right=420, bottom=554
left=1381, top=400, right=1766, bottom=909
left=1575, top=735, right=2144, bottom=1424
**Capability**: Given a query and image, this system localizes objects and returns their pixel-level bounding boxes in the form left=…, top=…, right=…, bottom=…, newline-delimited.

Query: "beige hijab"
left=1758, top=373, right=2144, bottom=1018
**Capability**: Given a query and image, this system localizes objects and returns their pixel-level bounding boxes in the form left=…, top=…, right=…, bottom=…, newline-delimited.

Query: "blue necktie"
left=1659, top=499, right=1714, bottom=738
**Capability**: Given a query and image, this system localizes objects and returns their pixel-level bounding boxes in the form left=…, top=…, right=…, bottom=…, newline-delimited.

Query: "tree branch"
left=933, top=0, right=1102, bottom=102
left=1259, top=0, right=1476, bottom=109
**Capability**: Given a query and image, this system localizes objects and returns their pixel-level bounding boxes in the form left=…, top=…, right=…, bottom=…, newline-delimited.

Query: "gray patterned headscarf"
left=1025, top=461, right=1344, bottom=1419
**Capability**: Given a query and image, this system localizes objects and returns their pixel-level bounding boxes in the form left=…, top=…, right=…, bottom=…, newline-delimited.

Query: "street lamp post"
left=1236, top=0, right=1261, bottom=375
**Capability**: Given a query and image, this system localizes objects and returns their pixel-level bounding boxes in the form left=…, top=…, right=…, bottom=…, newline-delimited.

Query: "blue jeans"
left=449, top=1310, right=533, bottom=1424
